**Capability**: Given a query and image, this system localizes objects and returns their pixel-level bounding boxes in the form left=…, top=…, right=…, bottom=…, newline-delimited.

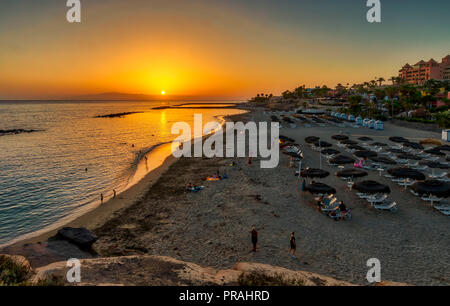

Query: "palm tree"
left=377, top=77, right=385, bottom=87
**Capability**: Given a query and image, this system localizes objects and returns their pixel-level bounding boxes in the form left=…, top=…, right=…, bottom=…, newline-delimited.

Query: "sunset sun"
left=161, top=90, right=166, bottom=95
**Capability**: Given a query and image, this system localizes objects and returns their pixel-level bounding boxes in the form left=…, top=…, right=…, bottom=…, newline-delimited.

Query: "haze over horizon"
left=1, top=0, right=449, bottom=100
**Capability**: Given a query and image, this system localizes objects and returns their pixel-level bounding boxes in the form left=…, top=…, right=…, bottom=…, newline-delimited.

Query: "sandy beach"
left=2, top=108, right=449, bottom=285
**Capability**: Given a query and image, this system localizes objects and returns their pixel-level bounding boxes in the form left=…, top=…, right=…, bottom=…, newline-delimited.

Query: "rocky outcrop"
left=57, top=227, right=98, bottom=249
left=30, top=255, right=353, bottom=286
left=0, top=129, right=37, bottom=136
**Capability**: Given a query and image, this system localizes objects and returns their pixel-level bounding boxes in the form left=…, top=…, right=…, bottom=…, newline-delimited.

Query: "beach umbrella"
left=336, top=169, right=368, bottom=179
left=372, top=142, right=388, bottom=147
left=358, top=136, right=373, bottom=141
left=347, top=145, right=366, bottom=151
left=301, top=168, right=330, bottom=179
left=411, top=180, right=450, bottom=198
left=419, top=161, right=449, bottom=170
left=321, top=148, right=340, bottom=156
left=304, top=182, right=336, bottom=195
left=342, top=140, right=358, bottom=145
left=329, top=155, right=355, bottom=165
left=388, top=148, right=405, bottom=154
left=403, top=142, right=424, bottom=150
left=305, top=136, right=320, bottom=144
left=332, top=135, right=349, bottom=141
left=424, top=149, right=445, bottom=156
left=354, top=150, right=378, bottom=158
left=390, top=136, right=409, bottom=143
left=353, top=180, right=391, bottom=194
left=387, top=167, right=426, bottom=181
left=314, top=141, right=332, bottom=148
left=369, top=156, right=397, bottom=165
left=397, top=153, right=422, bottom=161
left=435, top=145, right=450, bottom=152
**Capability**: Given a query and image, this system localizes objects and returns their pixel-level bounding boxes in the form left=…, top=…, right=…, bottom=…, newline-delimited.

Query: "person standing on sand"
left=113, top=189, right=116, bottom=198
left=250, top=226, right=258, bottom=252
left=289, top=232, right=297, bottom=259
left=100, top=193, right=104, bottom=204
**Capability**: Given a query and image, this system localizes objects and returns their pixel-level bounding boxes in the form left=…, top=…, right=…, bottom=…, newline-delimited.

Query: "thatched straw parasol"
left=358, top=136, right=373, bottom=141
left=403, top=142, right=424, bottom=150
left=389, top=136, right=409, bottom=143
left=353, top=181, right=391, bottom=194
left=304, top=182, right=336, bottom=195
left=305, top=136, right=320, bottom=144
left=342, top=140, right=358, bottom=145
left=372, top=142, right=388, bottom=147
left=336, top=169, right=368, bottom=179
left=369, top=156, right=397, bottom=165
left=397, top=153, right=422, bottom=161
left=329, top=155, right=355, bottom=165
left=332, top=135, right=349, bottom=141
left=411, top=180, right=450, bottom=198
left=354, top=150, right=378, bottom=158
left=387, top=167, right=426, bottom=181
left=301, top=168, right=330, bottom=179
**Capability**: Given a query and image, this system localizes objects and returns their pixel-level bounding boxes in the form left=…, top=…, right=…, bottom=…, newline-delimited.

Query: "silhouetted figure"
left=250, top=226, right=258, bottom=252
left=113, top=189, right=116, bottom=198
left=100, top=193, right=104, bottom=204
left=289, top=232, right=297, bottom=259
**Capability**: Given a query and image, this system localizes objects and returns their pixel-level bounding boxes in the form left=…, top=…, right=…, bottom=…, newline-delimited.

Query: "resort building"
left=399, top=55, right=450, bottom=84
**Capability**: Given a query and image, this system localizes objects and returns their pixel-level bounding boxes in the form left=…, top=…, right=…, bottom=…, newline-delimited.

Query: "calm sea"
left=0, top=100, right=245, bottom=245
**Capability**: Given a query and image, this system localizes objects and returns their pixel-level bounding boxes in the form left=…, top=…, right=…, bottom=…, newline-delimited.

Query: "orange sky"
left=1, top=0, right=449, bottom=100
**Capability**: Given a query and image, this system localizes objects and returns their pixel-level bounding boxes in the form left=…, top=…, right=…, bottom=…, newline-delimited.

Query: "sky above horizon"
left=1, top=0, right=449, bottom=100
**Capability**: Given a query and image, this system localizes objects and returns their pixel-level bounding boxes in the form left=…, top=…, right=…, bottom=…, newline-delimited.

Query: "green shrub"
left=0, top=255, right=31, bottom=286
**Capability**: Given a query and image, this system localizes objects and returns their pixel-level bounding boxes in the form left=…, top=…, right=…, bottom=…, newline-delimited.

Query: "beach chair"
left=430, top=172, right=448, bottom=179
left=366, top=194, right=388, bottom=204
left=412, top=165, right=428, bottom=171
left=329, top=208, right=352, bottom=221
left=421, top=194, right=443, bottom=203
left=356, top=193, right=371, bottom=199
left=373, top=200, right=398, bottom=212
left=410, top=189, right=420, bottom=197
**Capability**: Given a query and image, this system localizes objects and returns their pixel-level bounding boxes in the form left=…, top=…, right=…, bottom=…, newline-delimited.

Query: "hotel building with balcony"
left=399, top=55, right=450, bottom=84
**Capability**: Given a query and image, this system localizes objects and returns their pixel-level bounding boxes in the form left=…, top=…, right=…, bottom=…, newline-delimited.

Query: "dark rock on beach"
left=57, top=227, right=98, bottom=249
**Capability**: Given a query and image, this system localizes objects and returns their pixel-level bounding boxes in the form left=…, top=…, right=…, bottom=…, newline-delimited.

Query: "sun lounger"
left=421, top=195, right=443, bottom=202
left=410, top=189, right=420, bottom=197
left=328, top=208, right=352, bottom=221
left=366, top=194, right=388, bottom=204
left=373, top=200, right=398, bottom=212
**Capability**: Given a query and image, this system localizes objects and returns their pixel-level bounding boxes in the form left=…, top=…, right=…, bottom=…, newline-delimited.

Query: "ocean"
left=0, top=100, right=245, bottom=245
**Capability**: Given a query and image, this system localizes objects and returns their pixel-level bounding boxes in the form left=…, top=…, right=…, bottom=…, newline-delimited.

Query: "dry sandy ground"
left=90, top=111, right=449, bottom=286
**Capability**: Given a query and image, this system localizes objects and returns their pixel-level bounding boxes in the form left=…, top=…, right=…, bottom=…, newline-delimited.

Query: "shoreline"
left=1, top=110, right=247, bottom=251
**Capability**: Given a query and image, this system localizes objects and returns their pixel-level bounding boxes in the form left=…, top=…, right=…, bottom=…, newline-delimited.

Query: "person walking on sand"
left=100, top=193, right=104, bottom=204
left=289, top=232, right=297, bottom=259
left=250, top=226, right=258, bottom=252
left=301, top=179, right=306, bottom=192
